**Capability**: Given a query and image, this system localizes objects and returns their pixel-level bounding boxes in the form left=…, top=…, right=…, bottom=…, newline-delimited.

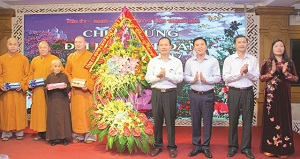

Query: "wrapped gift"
left=71, top=78, right=86, bottom=88
left=3, top=82, right=21, bottom=90
left=47, top=82, right=65, bottom=90
left=29, top=78, right=45, bottom=87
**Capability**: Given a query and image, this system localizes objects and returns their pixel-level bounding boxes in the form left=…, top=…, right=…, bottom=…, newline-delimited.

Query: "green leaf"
left=129, top=81, right=136, bottom=93
left=127, top=136, right=135, bottom=154
left=98, top=127, right=109, bottom=142
left=140, top=130, right=149, bottom=141
left=148, top=135, right=155, bottom=145
left=119, top=135, right=127, bottom=146
left=134, top=137, right=141, bottom=149
left=115, top=137, right=126, bottom=153
left=140, top=139, right=150, bottom=154
left=107, top=135, right=114, bottom=149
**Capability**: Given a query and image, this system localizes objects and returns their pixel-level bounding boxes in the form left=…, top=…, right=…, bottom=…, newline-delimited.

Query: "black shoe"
left=169, top=149, right=177, bottom=158
left=50, top=141, right=56, bottom=146
left=150, top=148, right=162, bottom=157
left=63, top=139, right=68, bottom=146
left=188, top=148, right=202, bottom=157
left=241, top=150, right=255, bottom=159
left=203, top=149, right=213, bottom=158
left=227, top=149, right=237, bottom=157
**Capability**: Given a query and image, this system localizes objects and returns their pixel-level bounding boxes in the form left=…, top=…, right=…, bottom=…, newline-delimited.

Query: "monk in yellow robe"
left=0, top=38, right=29, bottom=141
left=65, top=36, right=95, bottom=144
left=28, top=41, right=61, bottom=141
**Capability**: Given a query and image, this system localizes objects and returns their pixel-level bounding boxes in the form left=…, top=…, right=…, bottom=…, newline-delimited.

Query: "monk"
left=45, top=59, right=72, bottom=146
left=28, top=41, right=61, bottom=141
left=0, top=37, right=29, bottom=141
left=65, top=36, right=95, bottom=144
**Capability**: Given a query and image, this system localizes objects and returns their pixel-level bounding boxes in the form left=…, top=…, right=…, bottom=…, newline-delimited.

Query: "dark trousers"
left=227, top=88, right=254, bottom=151
left=190, top=91, right=215, bottom=150
left=151, top=89, right=177, bottom=150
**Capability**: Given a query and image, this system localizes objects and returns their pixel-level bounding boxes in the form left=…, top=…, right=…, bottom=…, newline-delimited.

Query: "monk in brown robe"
left=65, top=36, right=95, bottom=144
left=45, top=59, right=72, bottom=146
left=28, top=41, right=61, bottom=141
left=0, top=37, right=29, bottom=141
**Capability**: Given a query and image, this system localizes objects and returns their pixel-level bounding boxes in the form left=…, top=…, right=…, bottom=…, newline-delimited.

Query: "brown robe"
left=64, top=50, right=94, bottom=133
left=28, top=54, right=60, bottom=132
left=0, top=52, right=29, bottom=131
left=45, top=72, right=72, bottom=140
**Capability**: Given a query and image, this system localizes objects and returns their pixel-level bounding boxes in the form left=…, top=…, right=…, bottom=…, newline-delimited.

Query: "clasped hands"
left=156, top=68, right=166, bottom=79
left=268, top=60, right=288, bottom=77
left=193, top=71, right=206, bottom=83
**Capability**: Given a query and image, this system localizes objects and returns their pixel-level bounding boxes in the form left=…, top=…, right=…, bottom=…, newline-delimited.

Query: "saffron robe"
left=260, top=59, right=298, bottom=156
left=28, top=54, right=60, bottom=132
left=45, top=72, right=72, bottom=140
left=0, top=53, right=29, bottom=131
left=65, top=50, right=94, bottom=133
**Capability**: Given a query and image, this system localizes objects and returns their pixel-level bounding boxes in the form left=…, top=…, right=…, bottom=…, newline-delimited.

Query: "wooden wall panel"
left=0, top=9, right=15, bottom=56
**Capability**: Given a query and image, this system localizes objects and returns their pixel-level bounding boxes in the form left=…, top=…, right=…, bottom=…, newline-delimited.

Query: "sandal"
left=33, top=136, right=45, bottom=141
left=16, top=136, right=24, bottom=140
left=263, top=152, right=276, bottom=157
left=1, top=137, right=11, bottom=141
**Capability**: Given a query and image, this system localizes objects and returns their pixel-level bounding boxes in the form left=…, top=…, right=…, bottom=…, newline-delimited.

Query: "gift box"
left=29, top=78, right=45, bottom=87
left=47, top=82, right=65, bottom=90
left=71, top=78, right=86, bottom=88
left=3, top=82, right=21, bottom=90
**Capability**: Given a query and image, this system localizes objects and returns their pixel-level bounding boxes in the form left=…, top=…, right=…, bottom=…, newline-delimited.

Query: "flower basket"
left=89, top=100, right=155, bottom=154
left=85, top=7, right=158, bottom=154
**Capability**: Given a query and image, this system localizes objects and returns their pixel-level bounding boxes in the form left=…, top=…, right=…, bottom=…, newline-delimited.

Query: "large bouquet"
left=90, top=100, right=154, bottom=153
left=85, top=7, right=157, bottom=154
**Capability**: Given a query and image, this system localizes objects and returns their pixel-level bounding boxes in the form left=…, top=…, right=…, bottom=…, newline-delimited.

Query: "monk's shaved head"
left=7, top=38, right=18, bottom=45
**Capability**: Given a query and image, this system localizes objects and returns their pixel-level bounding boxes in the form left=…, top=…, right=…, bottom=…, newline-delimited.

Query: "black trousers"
left=227, top=87, right=254, bottom=151
left=151, top=88, right=177, bottom=150
left=190, top=91, right=215, bottom=150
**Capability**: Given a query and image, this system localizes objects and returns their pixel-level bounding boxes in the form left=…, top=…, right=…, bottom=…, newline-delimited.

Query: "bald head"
left=7, top=38, right=18, bottom=45
left=51, top=59, right=62, bottom=66
left=74, top=36, right=87, bottom=52
left=38, top=41, right=51, bottom=57
left=7, top=37, right=19, bottom=54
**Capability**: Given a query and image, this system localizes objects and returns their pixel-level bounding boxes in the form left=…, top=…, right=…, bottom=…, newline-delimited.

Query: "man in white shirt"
left=184, top=37, right=221, bottom=158
left=146, top=37, right=183, bottom=158
left=223, top=35, right=259, bottom=159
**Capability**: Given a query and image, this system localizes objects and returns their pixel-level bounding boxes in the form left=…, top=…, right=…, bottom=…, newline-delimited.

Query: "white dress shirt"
left=184, top=55, right=221, bottom=91
left=222, top=53, right=260, bottom=88
left=145, top=55, right=183, bottom=89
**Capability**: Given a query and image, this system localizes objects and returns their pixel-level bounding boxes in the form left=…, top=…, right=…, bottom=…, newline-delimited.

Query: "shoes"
left=73, top=138, right=80, bottom=143
left=188, top=148, right=202, bottom=157
left=33, top=136, right=45, bottom=141
left=203, top=149, right=212, bottom=158
left=227, top=149, right=237, bottom=157
left=63, top=139, right=69, bottom=146
left=242, top=150, right=255, bottom=159
left=150, top=148, right=162, bottom=157
left=85, top=140, right=94, bottom=144
left=169, top=149, right=177, bottom=158
left=263, top=152, right=276, bottom=157
left=278, top=155, right=289, bottom=159
left=16, top=136, right=24, bottom=140
left=1, top=137, right=11, bottom=141
left=50, top=141, right=56, bottom=146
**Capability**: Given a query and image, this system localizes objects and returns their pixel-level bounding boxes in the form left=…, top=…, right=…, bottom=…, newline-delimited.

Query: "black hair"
left=234, top=35, right=248, bottom=44
left=192, top=37, right=207, bottom=46
left=158, top=37, right=171, bottom=45
left=269, top=39, right=290, bottom=64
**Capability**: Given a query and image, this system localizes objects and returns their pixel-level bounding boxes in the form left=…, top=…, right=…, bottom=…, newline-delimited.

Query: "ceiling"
left=0, top=0, right=300, bottom=8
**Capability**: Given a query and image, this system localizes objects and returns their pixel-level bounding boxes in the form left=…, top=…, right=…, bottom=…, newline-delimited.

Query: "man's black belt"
left=229, top=86, right=253, bottom=92
left=192, top=89, right=214, bottom=95
left=153, top=88, right=176, bottom=93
